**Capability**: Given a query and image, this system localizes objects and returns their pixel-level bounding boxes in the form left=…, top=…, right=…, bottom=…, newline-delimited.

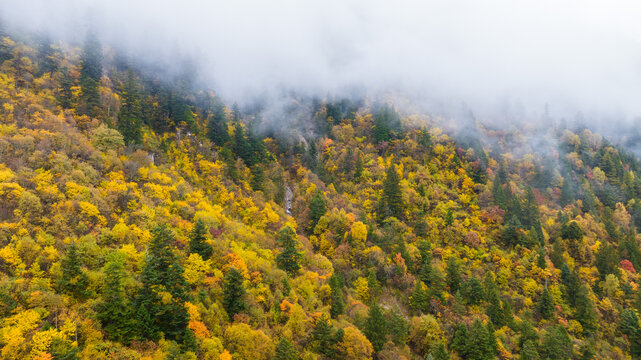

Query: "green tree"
left=364, top=304, right=387, bottom=352
left=410, top=281, right=430, bottom=313
left=620, top=309, right=641, bottom=358
left=207, top=102, right=229, bottom=146
left=276, top=226, right=301, bottom=274
left=446, top=257, right=462, bottom=292
left=431, top=342, right=450, bottom=360
left=79, top=32, right=102, bottom=117
left=575, top=286, right=598, bottom=333
left=538, top=286, right=555, bottom=320
left=387, top=308, right=409, bottom=345
left=134, top=225, right=190, bottom=342
left=466, top=319, right=494, bottom=360
left=329, top=274, right=345, bottom=318
left=595, top=243, right=620, bottom=280
left=382, top=164, right=404, bottom=220
left=250, top=165, right=265, bottom=192
left=519, top=340, right=540, bottom=360
left=117, top=69, right=143, bottom=145
left=450, top=323, right=469, bottom=357
left=540, top=326, right=572, bottom=360
left=189, top=218, right=213, bottom=260
left=308, top=191, right=326, bottom=233
left=275, top=337, right=300, bottom=360
left=57, top=243, right=90, bottom=299
left=223, top=267, right=247, bottom=320
left=461, top=277, right=484, bottom=306
left=374, top=105, right=399, bottom=143
left=96, top=255, right=136, bottom=343
left=312, top=314, right=338, bottom=358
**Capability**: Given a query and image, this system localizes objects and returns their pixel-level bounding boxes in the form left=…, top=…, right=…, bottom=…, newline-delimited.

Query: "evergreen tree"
left=308, top=190, right=326, bottom=233
left=57, top=243, right=90, bottom=299
left=466, top=319, right=494, bottom=360
left=364, top=303, right=387, bottom=352
left=387, top=308, right=409, bottom=345
left=189, top=218, right=213, bottom=260
left=620, top=309, right=641, bottom=358
left=233, top=122, right=254, bottom=166
left=250, top=165, right=265, bottom=192
left=276, top=226, right=301, bottom=274
left=575, top=286, right=598, bottom=333
left=374, top=105, right=399, bottom=143
left=431, top=342, right=450, bottom=360
left=79, top=32, right=102, bottom=117
left=446, top=257, right=462, bottom=292
left=57, top=67, right=74, bottom=109
left=312, top=314, right=338, bottom=358
left=207, top=102, right=229, bottom=146
left=410, top=281, right=430, bottom=313
left=536, top=247, right=547, bottom=269
left=450, top=323, right=469, bottom=357
left=275, top=337, right=300, bottom=360
left=595, top=243, right=620, bottom=280
left=518, top=320, right=539, bottom=349
left=382, top=164, right=404, bottom=219
left=222, top=267, right=246, bottom=320
left=501, top=215, right=522, bottom=246
left=367, top=270, right=381, bottom=301
left=519, top=340, right=540, bottom=360
left=96, top=256, right=135, bottom=343
left=134, top=225, right=190, bottom=342
left=538, top=286, right=555, bottom=320
left=461, top=277, right=484, bottom=305
left=540, top=326, right=572, bottom=360
left=329, top=274, right=345, bottom=318
left=118, top=69, right=143, bottom=145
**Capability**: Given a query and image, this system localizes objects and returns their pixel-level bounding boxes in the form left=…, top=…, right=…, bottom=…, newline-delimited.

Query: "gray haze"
left=2, top=0, right=641, bottom=125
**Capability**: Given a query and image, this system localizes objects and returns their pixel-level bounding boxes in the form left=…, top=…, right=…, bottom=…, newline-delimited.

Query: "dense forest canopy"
left=2, top=26, right=641, bottom=360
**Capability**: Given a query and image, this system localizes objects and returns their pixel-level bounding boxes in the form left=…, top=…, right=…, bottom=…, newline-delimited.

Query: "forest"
left=2, top=27, right=641, bottom=360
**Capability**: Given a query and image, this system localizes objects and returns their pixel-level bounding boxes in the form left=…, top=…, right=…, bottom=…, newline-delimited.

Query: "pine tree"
left=312, top=314, right=338, bottom=358
left=374, top=105, right=399, bottom=143
left=538, top=286, right=555, bottom=320
left=57, top=67, right=74, bottom=109
left=134, top=225, right=189, bottom=342
left=276, top=226, right=301, bottom=274
left=382, top=164, right=404, bottom=219
left=450, top=323, right=469, bottom=357
left=223, top=267, right=246, bottom=320
left=467, top=319, right=493, bottom=360
left=79, top=32, right=102, bottom=117
left=250, top=165, right=265, bottom=192
left=575, top=286, right=598, bottom=333
left=431, top=342, right=450, bottom=360
left=233, top=122, right=253, bottom=165
left=57, top=243, right=90, bottom=299
left=308, top=190, right=326, bottom=233
left=519, top=340, right=540, bottom=360
left=329, top=274, right=345, bottom=318
left=118, top=69, right=143, bottom=145
left=275, top=337, right=300, bottom=360
left=189, top=218, right=213, bottom=260
left=207, top=102, right=229, bottom=146
left=364, top=304, right=387, bottom=352
left=620, top=309, right=641, bottom=358
left=410, top=281, right=430, bottom=313
left=96, top=256, right=135, bottom=343
left=501, top=215, right=522, bottom=246
left=387, top=308, right=409, bottom=345
left=461, top=277, right=484, bottom=306
left=446, top=257, right=462, bottom=292
left=540, top=326, right=572, bottom=360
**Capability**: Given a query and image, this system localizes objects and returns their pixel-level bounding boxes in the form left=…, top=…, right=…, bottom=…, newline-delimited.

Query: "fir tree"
left=250, top=165, right=265, bottom=192
left=275, top=337, right=300, bottom=360
left=364, top=303, right=387, bottom=352
left=540, top=326, right=572, bottom=360
left=222, top=267, right=246, bottom=320
left=207, top=102, right=229, bottom=146
left=410, top=281, right=430, bottom=313
left=96, top=256, right=135, bottom=343
left=538, top=286, right=555, bottom=320
left=431, top=342, right=450, bottom=360
left=57, top=243, right=90, bottom=299
left=382, top=164, right=404, bottom=219
left=519, top=340, right=540, bottom=360
left=308, top=190, right=326, bottom=234
left=387, top=308, right=409, bottom=345
left=79, top=32, right=102, bottom=118
left=276, top=226, right=301, bottom=274
left=446, top=257, right=462, bottom=292
left=461, top=277, right=484, bottom=306
left=118, top=69, right=143, bottom=145
left=189, top=218, right=213, bottom=260
left=329, top=274, right=345, bottom=318
left=134, top=225, right=190, bottom=342
left=466, top=319, right=494, bottom=360
left=450, top=323, right=469, bottom=357
left=312, top=314, right=338, bottom=358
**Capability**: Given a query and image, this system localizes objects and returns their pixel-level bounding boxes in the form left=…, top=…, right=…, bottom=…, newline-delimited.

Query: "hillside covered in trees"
left=3, top=29, right=641, bottom=360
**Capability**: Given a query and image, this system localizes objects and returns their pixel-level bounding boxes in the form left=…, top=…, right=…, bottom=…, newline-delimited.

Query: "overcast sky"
left=2, top=0, right=641, bottom=123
